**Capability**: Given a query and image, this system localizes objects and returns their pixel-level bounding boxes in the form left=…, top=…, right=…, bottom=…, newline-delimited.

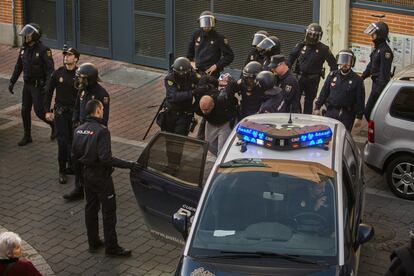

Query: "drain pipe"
left=329, top=0, right=334, bottom=49
left=12, top=0, right=18, bottom=47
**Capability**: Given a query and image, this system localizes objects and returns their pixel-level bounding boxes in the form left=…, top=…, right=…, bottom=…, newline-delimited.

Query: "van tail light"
left=368, top=120, right=375, bottom=143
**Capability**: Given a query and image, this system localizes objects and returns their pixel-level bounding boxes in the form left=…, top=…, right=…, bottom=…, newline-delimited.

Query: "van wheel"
left=386, top=155, right=414, bottom=200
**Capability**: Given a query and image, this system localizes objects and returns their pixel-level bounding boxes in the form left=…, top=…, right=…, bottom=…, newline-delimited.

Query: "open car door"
left=130, top=132, right=209, bottom=245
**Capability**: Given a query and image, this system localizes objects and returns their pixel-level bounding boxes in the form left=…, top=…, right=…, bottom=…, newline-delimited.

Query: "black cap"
left=63, top=47, right=80, bottom=59
left=268, top=54, right=287, bottom=69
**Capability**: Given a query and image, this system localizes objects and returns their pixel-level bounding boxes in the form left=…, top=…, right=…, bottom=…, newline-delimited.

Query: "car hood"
left=178, top=255, right=339, bottom=276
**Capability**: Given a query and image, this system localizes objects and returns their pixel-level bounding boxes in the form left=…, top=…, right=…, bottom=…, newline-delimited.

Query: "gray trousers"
left=206, top=121, right=232, bottom=156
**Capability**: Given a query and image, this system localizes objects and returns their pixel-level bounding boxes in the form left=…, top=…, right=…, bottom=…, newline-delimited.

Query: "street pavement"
left=0, top=44, right=413, bottom=275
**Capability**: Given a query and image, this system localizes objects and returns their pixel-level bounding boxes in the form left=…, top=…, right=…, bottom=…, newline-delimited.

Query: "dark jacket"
left=0, top=258, right=42, bottom=276
left=277, top=69, right=301, bottom=113
left=72, top=83, right=110, bottom=125
left=164, top=70, right=200, bottom=112
left=239, top=82, right=265, bottom=119
left=10, top=41, right=54, bottom=86
left=187, top=29, right=234, bottom=73
left=362, top=41, right=394, bottom=88
left=72, top=117, right=131, bottom=176
left=44, top=66, right=78, bottom=112
left=288, top=41, right=336, bottom=76
left=315, top=70, right=365, bottom=119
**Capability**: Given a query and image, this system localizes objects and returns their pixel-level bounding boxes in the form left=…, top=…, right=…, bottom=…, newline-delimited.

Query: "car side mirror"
left=172, top=209, right=190, bottom=240
left=356, top=223, right=374, bottom=247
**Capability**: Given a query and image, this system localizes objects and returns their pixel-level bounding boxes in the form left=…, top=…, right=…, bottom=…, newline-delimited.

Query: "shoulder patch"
left=59, top=77, right=64, bottom=83
left=385, top=52, right=392, bottom=59
left=167, top=80, right=174, bottom=86
left=47, top=49, right=52, bottom=57
left=103, top=97, right=109, bottom=104
left=196, top=73, right=201, bottom=79
left=285, top=85, right=292, bottom=92
left=224, top=37, right=229, bottom=45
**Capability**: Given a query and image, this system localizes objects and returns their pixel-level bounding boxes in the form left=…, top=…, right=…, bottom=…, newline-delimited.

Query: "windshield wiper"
left=196, top=250, right=323, bottom=265
left=219, top=159, right=269, bottom=168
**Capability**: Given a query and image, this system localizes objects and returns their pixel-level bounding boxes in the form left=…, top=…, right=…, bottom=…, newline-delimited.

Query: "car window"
left=189, top=159, right=338, bottom=259
left=390, top=87, right=414, bottom=122
left=343, top=137, right=358, bottom=191
left=144, top=134, right=206, bottom=187
left=342, top=164, right=356, bottom=259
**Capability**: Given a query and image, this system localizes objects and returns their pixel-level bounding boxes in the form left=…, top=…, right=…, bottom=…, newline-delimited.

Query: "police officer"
left=162, top=57, right=200, bottom=135
left=257, top=35, right=282, bottom=71
left=187, top=11, right=234, bottom=79
left=44, top=47, right=80, bottom=184
left=63, top=62, right=110, bottom=201
left=8, top=23, right=55, bottom=146
left=72, top=99, right=138, bottom=257
left=241, top=30, right=269, bottom=68
left=257, top=71, right=285, bottom=113
left=362, top=21, right=394, bottom=120
left=268, top=55, right=301, bottom=113
left=288, top=23, right=337, bottom=114
left=314, top=49, right=365, bottom=131
left=238, top=61, right=264, bottom=119
left=385, top=225, right=414, bottom=276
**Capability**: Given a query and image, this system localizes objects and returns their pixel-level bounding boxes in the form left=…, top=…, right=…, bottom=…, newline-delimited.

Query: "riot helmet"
left=336, top=49, right=355, bottom=75
left=172, top=57, right=192, bottom=84
left=243, top=61, right=262, bottom=89
left=252, top=30, right=269, bottom=47
left=364, top=21, right=389, bottom=42
left=19, top=23, right=41, bottom=44
left=74, top=63, right=100, bottom=89
left=305, top=23, right=323, bottom=45
left=255, top=71, right=275, bottom=91
left=257, top=36, right=281, bottom=56
left=199, top=11, right=216, bottom=29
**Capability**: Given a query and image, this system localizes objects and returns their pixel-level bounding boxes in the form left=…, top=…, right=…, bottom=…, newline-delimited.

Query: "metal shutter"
left=78, top=0, right=109, bottom=49
left=215, top=21, right=304, bottom=70
left=65, top=0, right=74, bottom=43
left=27, top=0, right=57, bottom=40
left=214, top=0, right=313, bottom=26
left=135, top=0, right=166, bottom=58
left=354, top=0, right=414, bottom=9
left=175, top=0, right=212, bottom=58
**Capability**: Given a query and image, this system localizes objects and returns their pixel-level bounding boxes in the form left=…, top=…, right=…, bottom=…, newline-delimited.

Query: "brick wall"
left=0, top=0, right=24, bottom=25
left=349, top=7, right=414, bottom=45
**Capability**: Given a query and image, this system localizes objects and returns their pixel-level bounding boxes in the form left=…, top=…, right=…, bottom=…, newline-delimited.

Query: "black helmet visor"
left=252, top=33, right=267, bottom=46
left=364, top=23, right=378, bottom=35
left=199, top=15, right=215, bottom=28
left=19, top=24, right=39, bottom=37
left=257, top=37, right=276, bottom=51
left=337, top=52, right=354, bottom=66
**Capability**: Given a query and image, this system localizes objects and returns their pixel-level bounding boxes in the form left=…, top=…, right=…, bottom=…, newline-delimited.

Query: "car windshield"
left=189, top=159, right=337, bottom=260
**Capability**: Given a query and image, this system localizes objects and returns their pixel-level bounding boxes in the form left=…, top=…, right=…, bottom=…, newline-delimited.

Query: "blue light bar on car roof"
left=236, top=121, right=332, bottom=150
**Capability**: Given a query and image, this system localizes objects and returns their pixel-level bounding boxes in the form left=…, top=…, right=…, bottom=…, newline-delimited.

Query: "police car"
left=130, top=113, right=374, bottom=275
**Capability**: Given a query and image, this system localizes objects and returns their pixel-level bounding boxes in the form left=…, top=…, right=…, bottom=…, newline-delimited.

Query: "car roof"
left=393, top=64, right=414, bottom=81
left=221, top=113, right=345, bottom=171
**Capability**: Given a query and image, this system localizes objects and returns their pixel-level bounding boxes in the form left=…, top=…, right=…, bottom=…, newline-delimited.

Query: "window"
left=390, top=87, right=414, bottom=122
left=144, top=134, right=206, bottom=187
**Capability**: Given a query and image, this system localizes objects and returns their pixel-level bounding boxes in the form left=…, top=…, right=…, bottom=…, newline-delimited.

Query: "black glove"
left=130, top=162, right=142, bottom=172
left=8, top=82, right=14, bottom=94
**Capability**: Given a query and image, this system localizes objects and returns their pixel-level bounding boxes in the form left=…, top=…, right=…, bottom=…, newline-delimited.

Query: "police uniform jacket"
left=10, top=41, right=54, bottom=86
left=315, top=70, right=365, bottom=119
left=164, top=71, right=200, bottom=112
left=44, top=66, right=78, bottom=112
left=187, top=29, right=234, bottom=72
left=362, top=41, right=393, bottom=88
left=277, top=69, right=301, bottom=113
left=243, top=47, right=265, bottom=68
left=288, top=41, right=336, bottom=76
left=72, top=83, right=110, bottom=125
left=239, top=83, right=265, bottom=118
left=72, top=117, right=132, bottom=181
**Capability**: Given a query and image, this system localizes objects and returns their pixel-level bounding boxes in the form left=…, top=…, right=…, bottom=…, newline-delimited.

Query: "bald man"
left=199, top=94, right=233, bottom=156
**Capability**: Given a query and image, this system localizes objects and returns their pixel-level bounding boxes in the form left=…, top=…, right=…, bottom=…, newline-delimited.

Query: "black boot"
left=62, top=186, right=84, bottom=201
left=105, top=246, right=131, bottom=257
left=88, top=239, right=105, bottom=253
left=59, top=173, right=67, bottom=184
left=18, top=135, right=33, bottom=146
